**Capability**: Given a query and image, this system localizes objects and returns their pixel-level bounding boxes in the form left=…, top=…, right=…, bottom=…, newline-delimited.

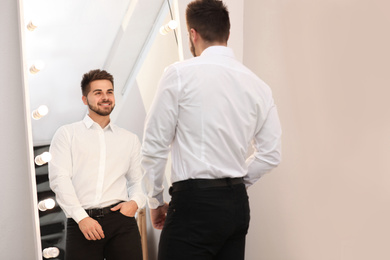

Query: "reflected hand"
left=78, top=217, right=105, bottom=240
left=150, top=202, right=169, bottom=230
left=110, top=201, right=138, bottom=217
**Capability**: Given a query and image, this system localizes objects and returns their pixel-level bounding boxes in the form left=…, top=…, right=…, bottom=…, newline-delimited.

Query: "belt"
left=169, top=177, right=244, bottom=194
left=85, top=202, right=121, bottom=218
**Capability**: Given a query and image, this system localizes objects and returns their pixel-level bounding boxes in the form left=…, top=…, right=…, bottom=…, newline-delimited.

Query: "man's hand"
left=110, top=201, right=138, bottom=217
left=78, top=217, right=105, bottom=240
left=150, top=203, right=169, bottom=230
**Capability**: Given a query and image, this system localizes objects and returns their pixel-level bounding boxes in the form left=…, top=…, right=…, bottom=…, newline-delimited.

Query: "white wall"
left=0, top=0, right=41, bottom=259
left=244, top=0, right=390, bottom=259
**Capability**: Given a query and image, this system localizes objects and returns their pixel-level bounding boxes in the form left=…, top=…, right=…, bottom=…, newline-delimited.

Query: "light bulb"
left=160, top=20, right=178, bottom=35
left=27, top=20, right=38, bottom=31
left=29, top=60, right=45, bottom=74
left=32, top=105, right=49, bottom=120
left=38, top=198, right=56, bottom=211
left=42, top=247, right=60, bottom=258
left=35, top=151, right=52, bottom=166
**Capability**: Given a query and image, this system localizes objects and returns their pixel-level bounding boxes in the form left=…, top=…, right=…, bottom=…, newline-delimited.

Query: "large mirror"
left=22, top=0, right=182, bottom=258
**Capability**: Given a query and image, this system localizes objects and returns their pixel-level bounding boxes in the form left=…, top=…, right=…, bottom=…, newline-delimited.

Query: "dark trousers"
left=158, top=180, right=250, bottom=260
left=65, top=211, right=142, bottom=260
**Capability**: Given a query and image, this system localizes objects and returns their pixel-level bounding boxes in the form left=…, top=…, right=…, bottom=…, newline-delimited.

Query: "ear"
left=190, top=28, right=198, bottom=43
left=82, top=95, right=87, bottom=105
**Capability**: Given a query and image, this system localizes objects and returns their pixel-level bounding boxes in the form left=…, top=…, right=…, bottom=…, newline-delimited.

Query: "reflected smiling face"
left=82, top=79, right=115, bottom=117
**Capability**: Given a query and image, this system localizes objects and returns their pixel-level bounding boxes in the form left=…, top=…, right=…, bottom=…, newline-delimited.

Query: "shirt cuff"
left=147, top=193, right=165, bottom=209
left=129, top=194, right=146, bottom=209
left=72, top=207, right=89, bottom=223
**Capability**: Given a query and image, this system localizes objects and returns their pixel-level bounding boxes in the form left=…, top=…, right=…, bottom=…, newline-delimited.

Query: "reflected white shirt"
left=49, top=115, right=146, bottom=223
left=142, top=46, right=282, bottom=209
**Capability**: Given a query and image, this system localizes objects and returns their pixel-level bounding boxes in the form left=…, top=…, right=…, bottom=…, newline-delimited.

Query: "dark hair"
left=186, top=0, right=230, bottom=43
left=80, top=69, right=114, bottom=96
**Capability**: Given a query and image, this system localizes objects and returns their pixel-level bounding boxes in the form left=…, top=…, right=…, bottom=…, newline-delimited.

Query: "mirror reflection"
left=22, top=0, right=180, bottom=259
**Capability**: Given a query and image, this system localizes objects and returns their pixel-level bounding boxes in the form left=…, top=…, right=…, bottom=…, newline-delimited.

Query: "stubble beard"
left=87, top=99, right=115, bottom=116
left=190, top=37, right=197, bottom=57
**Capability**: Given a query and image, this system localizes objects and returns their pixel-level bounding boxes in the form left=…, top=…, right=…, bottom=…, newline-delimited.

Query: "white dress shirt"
left=142, top=46, right=282, bottom=209
left=49, top=115, right=146, bottom=223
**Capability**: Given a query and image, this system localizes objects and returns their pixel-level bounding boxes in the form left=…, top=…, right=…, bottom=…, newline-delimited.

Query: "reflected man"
left=141, top=0, right=282, bottom=259
left=49, top=69, right=145, bottom=260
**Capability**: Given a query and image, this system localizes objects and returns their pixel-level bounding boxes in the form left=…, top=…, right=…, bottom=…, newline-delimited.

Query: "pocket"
left=117, top=210, right=135, bottom=219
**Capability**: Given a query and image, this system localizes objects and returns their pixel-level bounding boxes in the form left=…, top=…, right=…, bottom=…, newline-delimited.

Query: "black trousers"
left=65, top=211, right=142, bottom=260
left=158, top=180, right=250, bottom=260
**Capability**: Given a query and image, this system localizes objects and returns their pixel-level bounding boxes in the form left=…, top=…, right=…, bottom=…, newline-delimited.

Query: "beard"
left=87, top=99, right=115, bottom=116
left=189, top=36, right=197, bottom=57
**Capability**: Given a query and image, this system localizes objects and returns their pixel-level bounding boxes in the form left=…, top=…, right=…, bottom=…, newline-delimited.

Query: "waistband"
left=85, top=202, right=122, bottom=218
left=169, top=177, right=244, bottom=195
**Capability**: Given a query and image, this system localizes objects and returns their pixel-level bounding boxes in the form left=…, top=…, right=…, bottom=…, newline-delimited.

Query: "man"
left=49, top=69, right=145, bottom=260
left=142, top=0, right=282, bottom=259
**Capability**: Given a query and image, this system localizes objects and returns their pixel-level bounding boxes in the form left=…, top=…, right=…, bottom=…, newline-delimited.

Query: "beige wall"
left=244, top=0, right=390, bottom=259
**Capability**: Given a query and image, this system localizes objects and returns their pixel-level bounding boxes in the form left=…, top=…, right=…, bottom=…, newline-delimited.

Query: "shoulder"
left=53, top=121, right=84, bottom=138
left=56, top=120, right=84, bottom=133
left=51, top=121, right=83, bottom=146
left=234, top=62, right=273, bottom=94
left=165, top=57, right=199, bottom=73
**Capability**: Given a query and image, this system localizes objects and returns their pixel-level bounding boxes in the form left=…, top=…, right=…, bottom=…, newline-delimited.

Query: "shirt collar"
left=83, top=114, right=115, bottom=132
left=200, top=46, right=235, bottom=58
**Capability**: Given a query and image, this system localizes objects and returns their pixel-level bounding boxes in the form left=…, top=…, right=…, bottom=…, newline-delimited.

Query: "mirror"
left=22, top=0, right=181, bottom=258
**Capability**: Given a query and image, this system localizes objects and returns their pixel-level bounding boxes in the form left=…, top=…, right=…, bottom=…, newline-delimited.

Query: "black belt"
left=169, top=177, right=244, bottom=194
left=85, top=202, right=121, bottom=218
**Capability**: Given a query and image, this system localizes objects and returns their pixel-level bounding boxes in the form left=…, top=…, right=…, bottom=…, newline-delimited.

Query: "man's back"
left=149, top=46, right=278, bottom=183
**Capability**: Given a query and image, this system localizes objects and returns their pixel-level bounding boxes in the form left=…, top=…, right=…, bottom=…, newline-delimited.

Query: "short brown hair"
left=81, top=69, right=114, bottom=96
left=186, top=0, right=230, bottom=43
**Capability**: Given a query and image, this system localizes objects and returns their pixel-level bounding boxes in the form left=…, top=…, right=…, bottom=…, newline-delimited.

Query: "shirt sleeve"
left=126, top=135, right=147, bottom=209
left=141, top=65, right=179, bottom=209
left=48, top=126, right=89, bottom=223
left=244, top=102, right=282, bottom=187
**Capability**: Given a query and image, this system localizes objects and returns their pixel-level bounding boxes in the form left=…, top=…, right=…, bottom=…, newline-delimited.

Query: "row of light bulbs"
left=30, top=60, right=48, bottom=119
left=27, top=20, right=49, bottom=123
left=27, top=18, right=51, bottom=165
left=36, top=164, right=58, bottom=259
left=30, top=58, right=48, bottom=119
left=38, top=197, right=60, bottom=258
left=38, top=196, right=59, bottom=259
left=37, top=179, right=59, bottom=258
left=27, top=21, right=59, bottom=260
left=28, top=19, right=44, bottom=74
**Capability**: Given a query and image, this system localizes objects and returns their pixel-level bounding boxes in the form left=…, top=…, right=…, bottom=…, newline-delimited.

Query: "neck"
left=197, top=41, right=227, bottom=55
left=88, top=111, right=111, bottom=128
